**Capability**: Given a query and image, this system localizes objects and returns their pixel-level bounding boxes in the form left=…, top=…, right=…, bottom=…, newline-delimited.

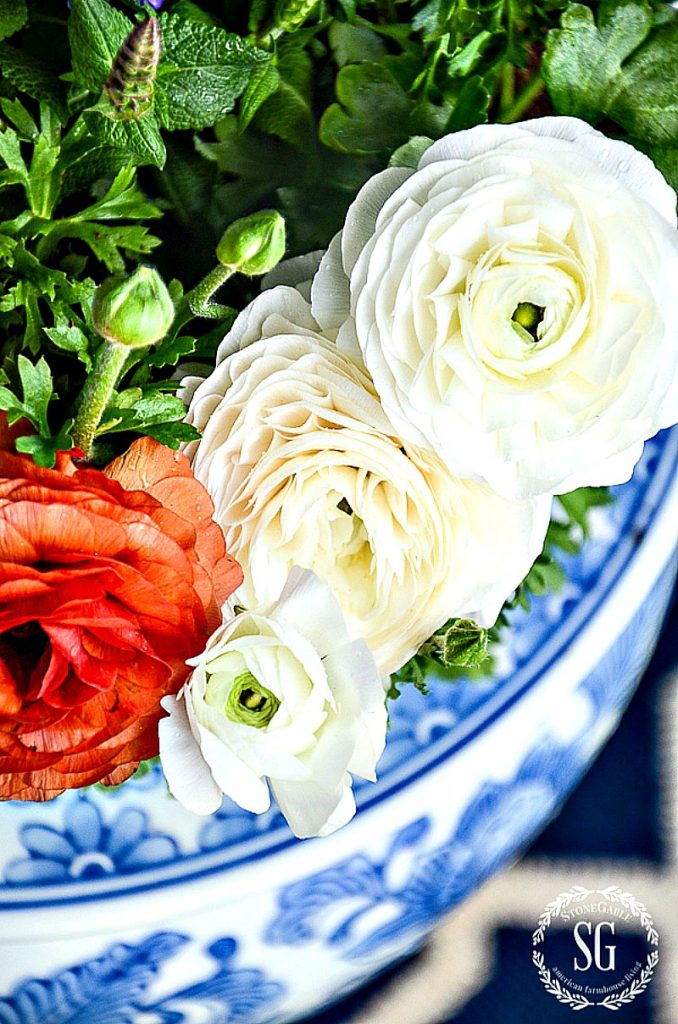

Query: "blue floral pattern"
left=3, top=795, right=180, bottom=885
left=0, top=933, right=285, bottom=1024
left=265, top=742, right=575, bottom=960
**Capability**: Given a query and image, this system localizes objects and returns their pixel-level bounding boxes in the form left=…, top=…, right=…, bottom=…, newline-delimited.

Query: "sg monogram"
left=533, top=887, right=659, bottom=1010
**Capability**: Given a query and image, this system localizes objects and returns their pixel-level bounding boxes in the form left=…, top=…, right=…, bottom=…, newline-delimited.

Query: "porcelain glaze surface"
left=1, top=429, right=676, bottom=1024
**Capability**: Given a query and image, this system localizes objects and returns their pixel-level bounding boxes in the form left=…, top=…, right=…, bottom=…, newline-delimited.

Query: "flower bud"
left=420, top=618, right=489, bottom=668
left=216, top=210, right=286, bottom=276
left=93, top=266, right=174, bottom=348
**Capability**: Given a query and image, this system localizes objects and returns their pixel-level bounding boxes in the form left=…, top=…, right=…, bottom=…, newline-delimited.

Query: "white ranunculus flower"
left=311, top=117, right=678, bottom=499
left=182, top=286, right=550, bottom=674
left=159, top=568, right=387, bottom=839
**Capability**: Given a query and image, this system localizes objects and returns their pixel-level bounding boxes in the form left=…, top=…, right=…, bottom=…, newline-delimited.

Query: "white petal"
left=158, top=695, right=223, bottom=816
left=311, top=233, right=351, bottom=332
left=520, top=117, right=677, bottom=225
left=341, top=167, right=413, bottom=275
left=271, top=775, right=356, bottom=839
left=197, top=723, right=271, bottom=815
left=274, top=567, right=351, bottom=656
left=262, top=250, right=325, bottom=298
left=322, top=639, right=387, bottom=781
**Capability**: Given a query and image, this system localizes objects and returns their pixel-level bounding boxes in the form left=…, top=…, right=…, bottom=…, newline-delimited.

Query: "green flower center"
left=223, top=671, right=281, bottom=728
left=511, top=301, right=545, bottom=342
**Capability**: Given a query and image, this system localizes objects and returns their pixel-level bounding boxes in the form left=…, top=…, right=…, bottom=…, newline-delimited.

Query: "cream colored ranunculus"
left=159, top=568, right=387, bottom=838
left=182, top=287, right=550, bottom=674
left=311, top=117, right=678, bottom=498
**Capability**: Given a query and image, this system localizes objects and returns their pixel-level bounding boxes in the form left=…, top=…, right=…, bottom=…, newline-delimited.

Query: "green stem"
left=499, top=64, right=515, bottom=117
left=71, top=340, right=129, bottom=458
left=181, top=263, right=236, bottom=322
left=499, top=74, right=545, bottom=123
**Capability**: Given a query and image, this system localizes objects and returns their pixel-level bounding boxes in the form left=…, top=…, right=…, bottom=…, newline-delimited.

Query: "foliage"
left=543, top=0, right=678, bottom=191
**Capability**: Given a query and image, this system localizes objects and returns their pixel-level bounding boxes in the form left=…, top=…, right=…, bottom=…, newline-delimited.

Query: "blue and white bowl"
left=1, top=428, right=677, bottom=1024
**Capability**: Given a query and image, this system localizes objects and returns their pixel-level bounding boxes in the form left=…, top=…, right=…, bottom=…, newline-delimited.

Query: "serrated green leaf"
left=543, top=1, right=653, bottom=124
left=0, top=354, right=54, bottom=434
left=68, top=0, right=131, bottom=94
left=320, top=62, right=412, bottom=155
left=0, top=0, right=27, bottom=42
left=154, top=13, right=271, bottom=131
left=0, top=43, right=66, bottom=116
left=16, top=354, right=53, bottom=433
left=84, top=108, right=166, bottom=168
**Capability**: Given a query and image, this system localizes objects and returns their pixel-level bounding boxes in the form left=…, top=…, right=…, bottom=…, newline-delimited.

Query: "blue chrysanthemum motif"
left=3, top=795, right=180, bottom=885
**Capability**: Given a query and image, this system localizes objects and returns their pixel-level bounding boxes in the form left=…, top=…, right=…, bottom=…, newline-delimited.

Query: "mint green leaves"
left=0, top=0, right=27, bottom=43
left=155, top=15, right=271, bottom=132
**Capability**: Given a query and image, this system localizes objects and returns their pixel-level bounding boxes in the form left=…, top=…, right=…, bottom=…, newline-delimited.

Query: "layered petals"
left=0, top=425, right=242, bottom=800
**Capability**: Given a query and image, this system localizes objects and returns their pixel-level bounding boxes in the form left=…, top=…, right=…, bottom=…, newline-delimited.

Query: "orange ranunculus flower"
left=0, top=419, right=243, bottom=800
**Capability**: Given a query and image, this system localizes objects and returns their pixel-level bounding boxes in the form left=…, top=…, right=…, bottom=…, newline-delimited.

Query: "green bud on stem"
left=93, top=266, right=174, bottom=349
left=216, top=210, right=286, bottom=277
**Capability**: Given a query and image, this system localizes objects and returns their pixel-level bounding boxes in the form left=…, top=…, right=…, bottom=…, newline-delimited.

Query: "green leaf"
left=68, top=0, right=131, bottom=94
left=143, top=421, right=200, bottom=447
left=0, top=43, right=66, bottom=115
left=0, top=124, right=29, bottom=185
left=543, top=1, right=653, bottom=124
left=320, top=62, right=412, bottom=155
left=639, top=141, right=678, bottom=192
left=16, top=420, right=74, bottom=468
left=446, top=75, right=491, bottom=131
left=154, top=13, right=271, bottom=131
left=251, top=42, right=314, bottom=148
left=239, top=61, right=281, bottom=132
left=0, top=354, right=53, bottom=433
left=43, top=319, right=92, bottom=371
left=607, top=22, right=678, bottom=144
left=0, top=0, right=27, bottom=43
left=99, top=393, right=188, bottom=433
left=327, top=21, right=387, bottom=67
left=0, top=233, right=16, bottom=263
left=71, top=165, right=162, bottom=223
left=145, top=334, right=197, bottom=368
left=386, top=656, right=430, bottom=701
left=84, top=108, right=166, bottom=168
left=389, top=135, right=433, bottom=168
left=1, top=97, right=38, bottom=140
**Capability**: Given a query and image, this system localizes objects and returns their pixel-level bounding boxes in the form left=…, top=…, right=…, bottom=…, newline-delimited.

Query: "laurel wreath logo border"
left=531, top=885, right=659, bottom=1011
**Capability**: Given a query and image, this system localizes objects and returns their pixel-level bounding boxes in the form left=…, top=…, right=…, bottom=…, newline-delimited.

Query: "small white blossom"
left=159, top=568, right=387, bottom=839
